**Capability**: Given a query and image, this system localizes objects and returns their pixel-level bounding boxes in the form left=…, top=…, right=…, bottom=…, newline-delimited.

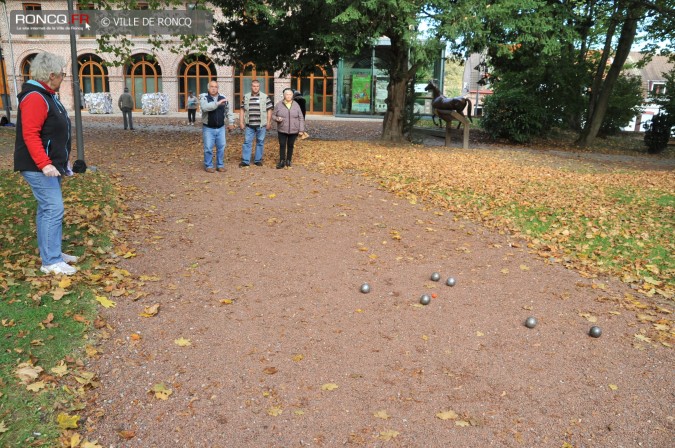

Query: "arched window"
left=79, top=54, right=109, bottom=94
left=124, top=54, right=162, bottom=110
left=291, top=65, right=334, bottom=114
left=234, top=62, right=274, bottom=111
left=177, top=55, right=215, bottom=110
left=21, top=54, right=37, bottom=84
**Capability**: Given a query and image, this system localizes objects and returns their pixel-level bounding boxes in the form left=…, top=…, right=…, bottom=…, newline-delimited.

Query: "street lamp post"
left=66, top=0, right=85, bottom=162
left=0, top=46, right=11, bottom=123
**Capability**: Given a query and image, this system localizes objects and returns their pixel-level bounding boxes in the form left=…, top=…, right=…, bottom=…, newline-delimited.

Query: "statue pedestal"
left=436, top=110, right=469, bottom=149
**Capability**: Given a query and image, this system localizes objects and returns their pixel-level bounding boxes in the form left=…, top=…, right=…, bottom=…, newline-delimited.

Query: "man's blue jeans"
left=241, top=125, right=266, bottom=164
left=203, top=126, right=226, bottom=169
left=21, top=171, right=65, bottom=266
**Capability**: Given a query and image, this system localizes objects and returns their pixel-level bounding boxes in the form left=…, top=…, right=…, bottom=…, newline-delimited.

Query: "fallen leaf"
left=95, top=296, right=116, bottom=308
left=500, top=268, right=509, bottom=274
left=321, top=383, right=339, bottom=391
left=634, top=334, right=652, bottom=343
left=56, top=413, right=80, bottom=429
left=15, top=362, right=43, bottom=384
left=118, top=430, right=136, bottom=440
left=519, top=264, right=530, bottom=271
left=291, top=354, right=304, bottom=362
left=0, top=421, right=8, bottom=433
left=150, top=383, right=172, bottom=400
left=455, top=420, right=471, bottom=427
left=58, top=277, right=72, bottom=289
left=139, top=275, right=160, bottom=281
left=267, top=406, right=283, bottom=416
left=174, top=337, right=192, bottom=347
left=85, top=345, right=99, bottom=357
left=140, top=303, right=160, bottom=318
left=373, top=410, right=391, bottom=419
left=51, top=363, right=68, bottom=377
left=378, top=429, right=400, bottom=441
left=220, top=299, right=234, bottom=305
left=263, top=367, right=278, bottom=375
left=26, top=381, right=46, bottom=392
left=578, top=312, right=597, bottom=323
left=68, top=433, right=81, bottom=447
left=74, top=371, right=99, bottom=387
left=52, top=287, right=67, bottom=301
left=435, top=410, right=458, bottom=420
left=81, top=442, right=104, bottom=448
left=608, top=384, right=618, bottom=391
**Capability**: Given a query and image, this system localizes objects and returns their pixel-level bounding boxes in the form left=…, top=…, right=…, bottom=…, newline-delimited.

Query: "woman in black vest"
left=14, top=52, right=78, bottom=276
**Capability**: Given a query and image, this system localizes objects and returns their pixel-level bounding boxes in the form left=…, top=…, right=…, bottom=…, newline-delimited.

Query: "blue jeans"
left=241, top=125, right=266, bottom=164
left=21, top=171, right=65, bottom=266
left=202, top=126, right=226, bottom=169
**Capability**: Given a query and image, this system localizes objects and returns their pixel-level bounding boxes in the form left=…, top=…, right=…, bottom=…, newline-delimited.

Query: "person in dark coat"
left=293, top=90, right=307, bottom=118
left=118, top=87, right=134, bottom=130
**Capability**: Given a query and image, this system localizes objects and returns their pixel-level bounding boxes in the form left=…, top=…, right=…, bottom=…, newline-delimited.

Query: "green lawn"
left=0, top=169, right=116, bottom=447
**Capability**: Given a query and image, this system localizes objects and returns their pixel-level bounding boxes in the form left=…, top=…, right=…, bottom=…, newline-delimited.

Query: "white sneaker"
left=40, top=261, right=77, bottom=276
left=61, top=253, right=79, bottom=264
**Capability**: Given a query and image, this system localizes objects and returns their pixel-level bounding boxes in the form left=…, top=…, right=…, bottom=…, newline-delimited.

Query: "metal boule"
left=420, top=294, right=431, bottom=305
left=430, top=272, right=441, bottom=281
left=589, top=326, right=602, bottom=338
left=360, top=283, right=370, bottom=294
left=446, top=277, right=456, bottom=287
left=525, top=317, right=537, bottom=328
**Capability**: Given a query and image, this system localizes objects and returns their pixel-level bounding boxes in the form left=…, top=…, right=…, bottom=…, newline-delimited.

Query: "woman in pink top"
left=272, top=88, right=305, bottom=169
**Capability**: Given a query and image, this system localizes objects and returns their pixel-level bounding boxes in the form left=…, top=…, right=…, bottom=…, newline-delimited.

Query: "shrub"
left=643, top=113, right=673, bottom=154
left=599, top=74, right=644, bottom=137
left=481, top=87, right=552, bottom=143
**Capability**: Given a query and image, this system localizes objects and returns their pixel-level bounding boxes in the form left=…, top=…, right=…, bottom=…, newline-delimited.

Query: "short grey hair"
left=30, top=52, right=66, bottom=83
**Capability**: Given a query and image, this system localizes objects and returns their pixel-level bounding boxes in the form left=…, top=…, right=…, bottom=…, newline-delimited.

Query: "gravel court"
left=3, top=119, right=670, bottom=447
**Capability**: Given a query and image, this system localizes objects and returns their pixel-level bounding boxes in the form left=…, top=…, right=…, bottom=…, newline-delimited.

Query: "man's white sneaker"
left=61, top=253, right=79, bottom=264
left=40, top=261, right=77, bottom=276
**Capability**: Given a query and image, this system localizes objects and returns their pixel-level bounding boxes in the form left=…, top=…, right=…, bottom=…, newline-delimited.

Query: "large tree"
left=435, top=0, right=674, bottom=147
left=210, top=0, right=443, bottom=142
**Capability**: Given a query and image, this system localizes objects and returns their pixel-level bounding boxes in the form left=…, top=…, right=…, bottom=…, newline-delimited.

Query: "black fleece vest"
left=14, top=82, right=71, bottom=174
left=205, top=94, right=228, bottom=128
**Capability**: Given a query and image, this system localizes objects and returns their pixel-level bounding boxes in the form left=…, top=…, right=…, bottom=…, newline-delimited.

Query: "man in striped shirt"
left=239, top=80, right=274, bottom=167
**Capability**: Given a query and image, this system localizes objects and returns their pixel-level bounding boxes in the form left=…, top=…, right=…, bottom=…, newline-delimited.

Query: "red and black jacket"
left=14, top=80, right=72, bottom=174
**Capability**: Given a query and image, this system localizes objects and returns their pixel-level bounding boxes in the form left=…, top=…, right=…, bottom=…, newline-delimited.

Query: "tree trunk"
left=381, top=77, right=408, bottom=142
left=578, top=5, right=642, bottom=147
left=380, top=35, right=411, bottom=143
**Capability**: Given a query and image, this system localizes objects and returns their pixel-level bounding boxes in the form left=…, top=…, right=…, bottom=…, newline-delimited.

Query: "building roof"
left=627, top=52, right=672, bottom=81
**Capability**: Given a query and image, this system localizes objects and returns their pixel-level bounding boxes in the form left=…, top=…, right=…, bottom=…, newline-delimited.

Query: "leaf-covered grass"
left=303, top=141, right=674, bottom=299
left=0, top=170, right=116, bottom=447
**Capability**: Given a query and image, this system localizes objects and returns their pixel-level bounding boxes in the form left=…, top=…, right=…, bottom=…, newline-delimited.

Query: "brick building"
left=0, top=1, right=337, bottom=117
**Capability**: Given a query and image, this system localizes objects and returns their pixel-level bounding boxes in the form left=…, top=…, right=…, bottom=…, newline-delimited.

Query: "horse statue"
left=424, top=81, right=472, bottom=129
